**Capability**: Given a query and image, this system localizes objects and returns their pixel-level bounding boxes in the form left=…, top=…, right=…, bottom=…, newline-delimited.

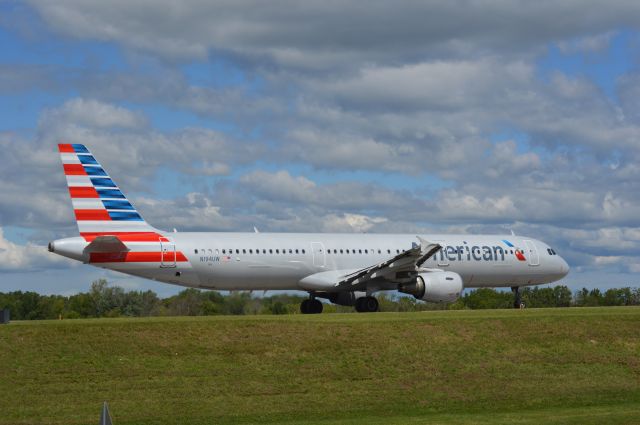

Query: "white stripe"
left=72, top=199, right=104, bottom=209
left=60, top=153, right=80, bottom=164
left=77, top=221, right=153, bottom=233
left=66, top=175, right=93, bottom=187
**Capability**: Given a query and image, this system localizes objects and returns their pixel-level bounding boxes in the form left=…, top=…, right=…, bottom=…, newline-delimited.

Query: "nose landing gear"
left=511, top=286, right=525, bottom=309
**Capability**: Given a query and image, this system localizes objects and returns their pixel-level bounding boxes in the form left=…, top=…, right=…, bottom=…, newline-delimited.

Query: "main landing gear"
left=355, top=296, right=379, bottom=313
left=300, top=298, right=323, bottom=314
left=511, top=286, right=525, bottom=309
left=300, top=294, right=380, bottom=314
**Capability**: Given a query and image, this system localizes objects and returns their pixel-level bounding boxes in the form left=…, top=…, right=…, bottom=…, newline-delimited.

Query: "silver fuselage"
left=51, top=232, right=569, bottom=292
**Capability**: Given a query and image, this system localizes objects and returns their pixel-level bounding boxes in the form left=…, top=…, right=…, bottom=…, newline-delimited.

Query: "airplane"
left=48, top=144, right=570, bottom=313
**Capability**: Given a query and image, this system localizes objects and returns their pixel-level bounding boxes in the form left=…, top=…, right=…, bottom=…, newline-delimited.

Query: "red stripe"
left=80, top=232, right=165, bottom=242
left=75, top=209, right=111, bottom=221
left=63, top=164, right=87, bottom=175
left=173, top=252, right=188, bottom=262
left=69, top=187, right=99, bottom=198
left=89, top=251, right=188, bottom=263
left=58, top=143, right=74, bottom=153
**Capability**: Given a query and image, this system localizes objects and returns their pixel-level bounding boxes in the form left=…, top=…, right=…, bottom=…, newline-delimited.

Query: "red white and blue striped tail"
left=58, top=143, right=162, bottom=241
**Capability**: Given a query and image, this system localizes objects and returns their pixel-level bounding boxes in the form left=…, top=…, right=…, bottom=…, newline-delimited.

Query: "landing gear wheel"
left=355, top=296, right=379, bottom=313
left=300, top=298, right=323, bottom=314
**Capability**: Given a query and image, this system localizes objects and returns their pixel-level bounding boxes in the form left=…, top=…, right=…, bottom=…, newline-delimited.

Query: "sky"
left=0, top=1, right=639, bottom=297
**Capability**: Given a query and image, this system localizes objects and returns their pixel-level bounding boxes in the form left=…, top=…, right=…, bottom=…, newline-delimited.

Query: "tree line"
left=0, top=279, right=639, bottom=320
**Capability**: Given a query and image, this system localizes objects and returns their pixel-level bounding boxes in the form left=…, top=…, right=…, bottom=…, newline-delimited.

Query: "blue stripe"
left=91, top=178, right=117, bottom=188
left=102, top=200, right=135, bottom=210
left=72, top=144, right=89, bottom=154
left=108, top=211, right=143, bottom=221
left=78, top=155, right=98, bottom=165
left=97, top=189, right=125, bottom=199
left=502, top=239, right=514, bottom=247
left=84, top=166, right=107, bottom=176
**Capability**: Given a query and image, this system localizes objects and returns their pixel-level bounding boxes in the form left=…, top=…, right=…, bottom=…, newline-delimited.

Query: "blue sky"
left=1, top=1, right=639, bottom=297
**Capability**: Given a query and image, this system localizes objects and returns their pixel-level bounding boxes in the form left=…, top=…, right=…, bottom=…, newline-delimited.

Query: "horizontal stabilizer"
left=84, top=235, right=130, bottom=253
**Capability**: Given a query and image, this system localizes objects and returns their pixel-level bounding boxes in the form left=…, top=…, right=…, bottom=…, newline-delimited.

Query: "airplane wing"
left=333, top=237, right=441, bottom=291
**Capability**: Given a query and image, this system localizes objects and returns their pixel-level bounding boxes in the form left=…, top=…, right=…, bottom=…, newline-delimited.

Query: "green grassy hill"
left=1, top=308, right=639, bottom=425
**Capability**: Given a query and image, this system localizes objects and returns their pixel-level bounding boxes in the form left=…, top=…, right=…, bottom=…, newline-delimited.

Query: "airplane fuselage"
left=52, top=232, right=569, bottom=291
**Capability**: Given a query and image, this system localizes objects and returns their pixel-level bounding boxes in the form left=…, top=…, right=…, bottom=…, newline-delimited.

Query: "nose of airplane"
left=559, top=256, right=570, bottom=277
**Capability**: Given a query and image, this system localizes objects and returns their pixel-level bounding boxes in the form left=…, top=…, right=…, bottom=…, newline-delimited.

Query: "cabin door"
left=160, top=241, right=177, bottom=268
left=523, top=240, right=539, bottom=266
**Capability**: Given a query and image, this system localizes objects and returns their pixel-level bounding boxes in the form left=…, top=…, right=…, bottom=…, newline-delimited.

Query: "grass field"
left=1, top=307, right=639, bottom=425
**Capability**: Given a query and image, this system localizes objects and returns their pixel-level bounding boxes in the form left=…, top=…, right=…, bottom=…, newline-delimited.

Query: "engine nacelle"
left=399, top=271, right=463, bottom=303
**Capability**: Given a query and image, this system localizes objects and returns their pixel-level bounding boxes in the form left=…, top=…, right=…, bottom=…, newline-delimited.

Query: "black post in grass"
left=100, top=401, right=113, bottom=425
left=0, top=308, right=9, bottom=324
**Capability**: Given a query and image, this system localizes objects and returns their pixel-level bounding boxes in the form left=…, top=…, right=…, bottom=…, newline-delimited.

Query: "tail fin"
left=58, top=143, right=161, bottom=241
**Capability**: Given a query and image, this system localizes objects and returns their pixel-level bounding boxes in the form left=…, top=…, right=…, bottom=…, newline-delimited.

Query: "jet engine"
left=399, top=271, right=463, bottom=303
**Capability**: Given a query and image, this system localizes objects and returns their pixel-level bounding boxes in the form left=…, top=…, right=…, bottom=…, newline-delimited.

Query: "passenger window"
left=269, top=249, right=273, bottom=254
left=194, top=249, right=198, bottom=254
left=387, top=249, right=391, bottom=254
left=340, top=249, right=343, bottom=254
left=215, top=249, right=219, bottom=255
left=359, top=249, right=362, bottom=254
left=289, top=249, right=292, bottom=254
left=236, top=249, right=240, bottom=254
left=208, top=249, right=213, bottom=254
left=275, top=249, right=279, bottom=254
left=249, top=249, right=253, bottom=254
left=302, top=249, right=306, bottom=254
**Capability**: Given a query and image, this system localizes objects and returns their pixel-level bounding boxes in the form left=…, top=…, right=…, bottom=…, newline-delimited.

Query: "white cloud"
left=557, top=31, right=617, bottom=54
left=321, top=213, right=388, bottom=233
left=28, top=1, right=640, bottom=68
left=0, top=227, right=71, bottom=272
left=41, top=98, right=147, bottom=130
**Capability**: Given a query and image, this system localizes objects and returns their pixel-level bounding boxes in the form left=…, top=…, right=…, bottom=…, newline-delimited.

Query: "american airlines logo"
left=435, top=240, right=526, bottom=262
